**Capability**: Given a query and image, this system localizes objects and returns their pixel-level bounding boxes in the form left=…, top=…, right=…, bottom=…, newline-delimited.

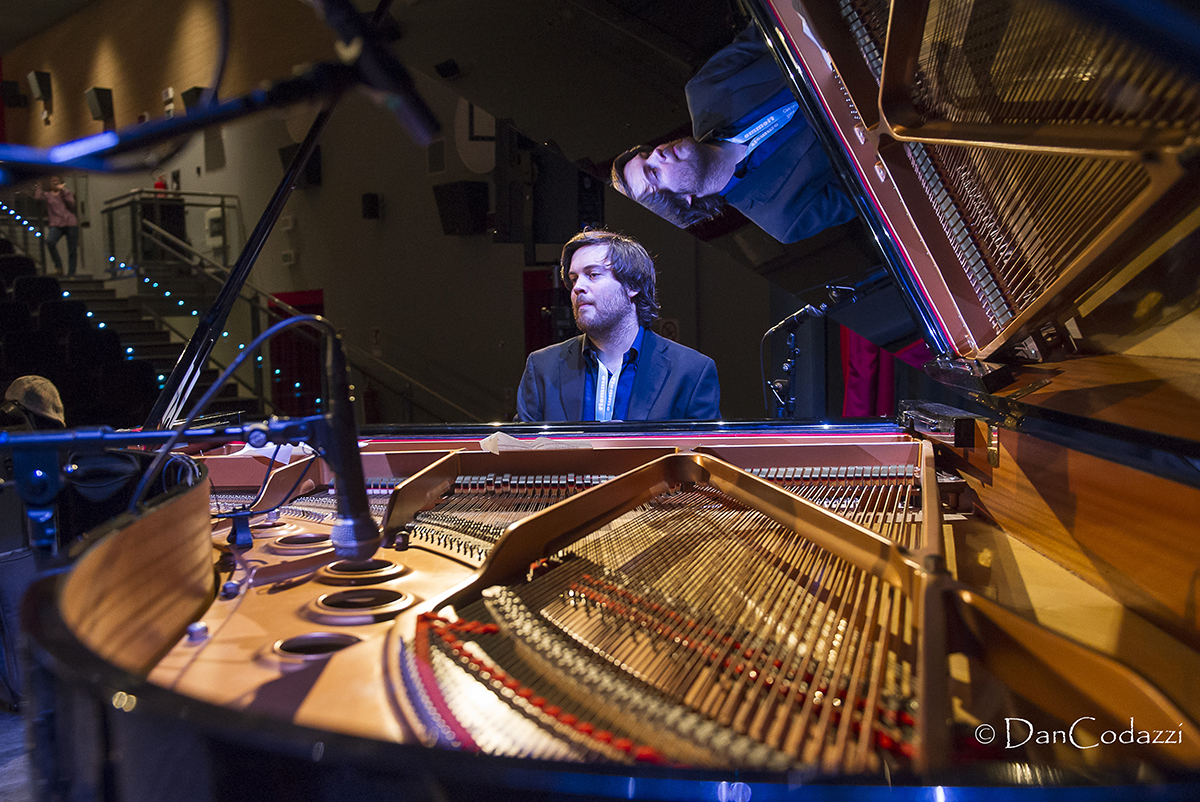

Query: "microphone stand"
left=1, top=320, right=382, bottom=566
left=312, top=322, right=381, bottom=562
left=0, top=419, right=318, bottom=563
left=762, top=303, right=826, bottom=419
left=761, top=268, right=900, bottom=418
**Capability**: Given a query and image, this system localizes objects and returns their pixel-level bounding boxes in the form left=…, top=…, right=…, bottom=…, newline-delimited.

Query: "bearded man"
left=515, top=229, right=720, bottom=422
left=612, top=24, right=856, bottom=243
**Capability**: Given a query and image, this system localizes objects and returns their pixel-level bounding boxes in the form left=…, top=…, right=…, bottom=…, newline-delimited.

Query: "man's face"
left=621, top=138, right=720, bottom=202
left=49, top=177, right=63, bottom=191
left=567, top=244, right=638, bottom=334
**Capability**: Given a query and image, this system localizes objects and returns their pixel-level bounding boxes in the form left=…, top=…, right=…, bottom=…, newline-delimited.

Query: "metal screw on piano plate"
left=874, top=161, right=887, bottom=183
left=186, top=621, right=210, bottom=642
left=717, top=781, right=752, bottom=802
left=854, top=124, right=866, bottom=144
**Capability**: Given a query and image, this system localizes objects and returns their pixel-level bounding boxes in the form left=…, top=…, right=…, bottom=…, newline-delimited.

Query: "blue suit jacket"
left=685, top=25, right=857, bottom=243
left=516, top=329, right=720, bottom=422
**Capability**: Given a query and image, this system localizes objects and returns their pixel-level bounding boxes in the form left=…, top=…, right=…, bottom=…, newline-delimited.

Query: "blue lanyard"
left=595, top=360, right=621, bottom=421
left=724, top=101, right=799, bottom=151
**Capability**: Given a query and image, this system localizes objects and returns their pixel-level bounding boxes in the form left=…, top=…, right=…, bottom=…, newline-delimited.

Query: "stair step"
left=209, top=382, right=242, bottom=399
left=137, top=263, right=200, bottom=277
left=141, top=354, right=190, bottom=372
left=101, top=317, right=158, bottom=334
left=91, top=315, right=149, bottom=332
left=60, top=280, right=108, bottom=293
left=84, top=297, right=140, bottom=313
left=32, top=258, right=273, bottom=426
left=62, top=288, right=116, bottom=302
left=137, top=277, right=215, bottom=295
left=124, top=342, right=184, bottom=360
left=118, top=330, right=174, bottom=346
left=138, top=297, right=212, bottom=316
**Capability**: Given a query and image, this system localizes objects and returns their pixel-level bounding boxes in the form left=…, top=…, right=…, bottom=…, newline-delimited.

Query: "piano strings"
left=404, top=468, right=922, bottom=771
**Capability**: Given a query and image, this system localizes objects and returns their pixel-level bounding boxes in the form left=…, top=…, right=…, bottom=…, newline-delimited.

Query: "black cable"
left=218, top=442, right=283, bottom=515
left=760, top=327, right=772, bottom=416
left=113, top=0, right=229, bottom=171
left=199, top=0, right=231, bottom=108
left=214, top=454, right=315, bottom=520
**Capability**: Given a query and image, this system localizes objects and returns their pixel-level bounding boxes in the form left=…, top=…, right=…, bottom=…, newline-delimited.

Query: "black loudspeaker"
left=180, top=86, right=206, bottom=111
left=278, top=143, right=322, bottom=187
left=432, top=181, right=489, bottom=236
left=433, top=59, right=461, bottom=80
left=84, top=87, right=114, bottom=121
left=0, top=81, right=27, bottom=109
left=362, top=193, right=381, bottom=220
left=27, top=71, right=51, bottom=102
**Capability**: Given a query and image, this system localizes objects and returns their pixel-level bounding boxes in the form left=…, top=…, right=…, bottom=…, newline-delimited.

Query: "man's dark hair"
left=611, top=146, right=726, bottom=229
left=561, top=229, right=660, bottom=327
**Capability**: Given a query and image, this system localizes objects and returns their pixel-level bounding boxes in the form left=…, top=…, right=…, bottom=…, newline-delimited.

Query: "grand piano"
left=8, top=0, right=1200, bottom=799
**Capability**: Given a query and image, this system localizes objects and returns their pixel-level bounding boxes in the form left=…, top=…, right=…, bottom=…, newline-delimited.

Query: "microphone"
left=314, top=321, right=381, bottom=561
left=763, top=303, right=826, bottom=338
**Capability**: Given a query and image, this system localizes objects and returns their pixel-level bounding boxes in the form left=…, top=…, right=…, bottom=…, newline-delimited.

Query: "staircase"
left=63, top=271, right=261, bottom=420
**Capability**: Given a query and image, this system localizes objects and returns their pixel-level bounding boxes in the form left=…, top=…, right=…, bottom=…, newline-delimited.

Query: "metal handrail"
left=0, top=206, right=48, bottom=271
left=340, top=340, right=481, bottom=422
left=103, top=188, right=240, bottom=206
left=140, top=219, right=225, bottom=274
left=138, top=221, right=486, bottom=422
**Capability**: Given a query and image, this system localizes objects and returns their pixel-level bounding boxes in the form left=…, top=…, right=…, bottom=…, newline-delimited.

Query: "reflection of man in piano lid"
left=611, top=24, right=856, bottom=244
left=516, top=229, right=720, bottom=422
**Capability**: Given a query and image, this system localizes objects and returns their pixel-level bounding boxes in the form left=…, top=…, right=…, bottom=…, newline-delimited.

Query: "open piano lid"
left=750, top=0, right=1200, bottom=484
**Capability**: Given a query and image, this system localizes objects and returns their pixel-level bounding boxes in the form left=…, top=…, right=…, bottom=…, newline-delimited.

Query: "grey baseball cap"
left=5, top=375, right=65, bottom=427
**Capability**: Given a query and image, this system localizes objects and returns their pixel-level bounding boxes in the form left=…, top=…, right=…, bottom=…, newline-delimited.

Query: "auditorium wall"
left=2, top=0, right=776, bottom=421
left=2, top=0, right=337, bottom=146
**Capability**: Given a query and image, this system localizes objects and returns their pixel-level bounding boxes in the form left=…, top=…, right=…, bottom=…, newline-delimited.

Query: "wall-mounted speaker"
left=84, top=87, right=114, bottom=122
left=180, top=86, right=207, bottom=111
left=0, top=81, right=27, bottom=109
left=362, top=193, right=381, bottom=220
left=27, top=71, right=51, bottom=103
left=433, top=181, right=489, bottom=236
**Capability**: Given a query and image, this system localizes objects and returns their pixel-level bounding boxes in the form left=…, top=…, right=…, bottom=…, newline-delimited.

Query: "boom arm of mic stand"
left=0, top=64, right=360, bottom=186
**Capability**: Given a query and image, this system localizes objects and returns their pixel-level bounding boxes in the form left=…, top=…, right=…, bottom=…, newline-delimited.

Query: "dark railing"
left=0, top=192, right=55, bottom=273
left=101, top=188, right=240, bottom=273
